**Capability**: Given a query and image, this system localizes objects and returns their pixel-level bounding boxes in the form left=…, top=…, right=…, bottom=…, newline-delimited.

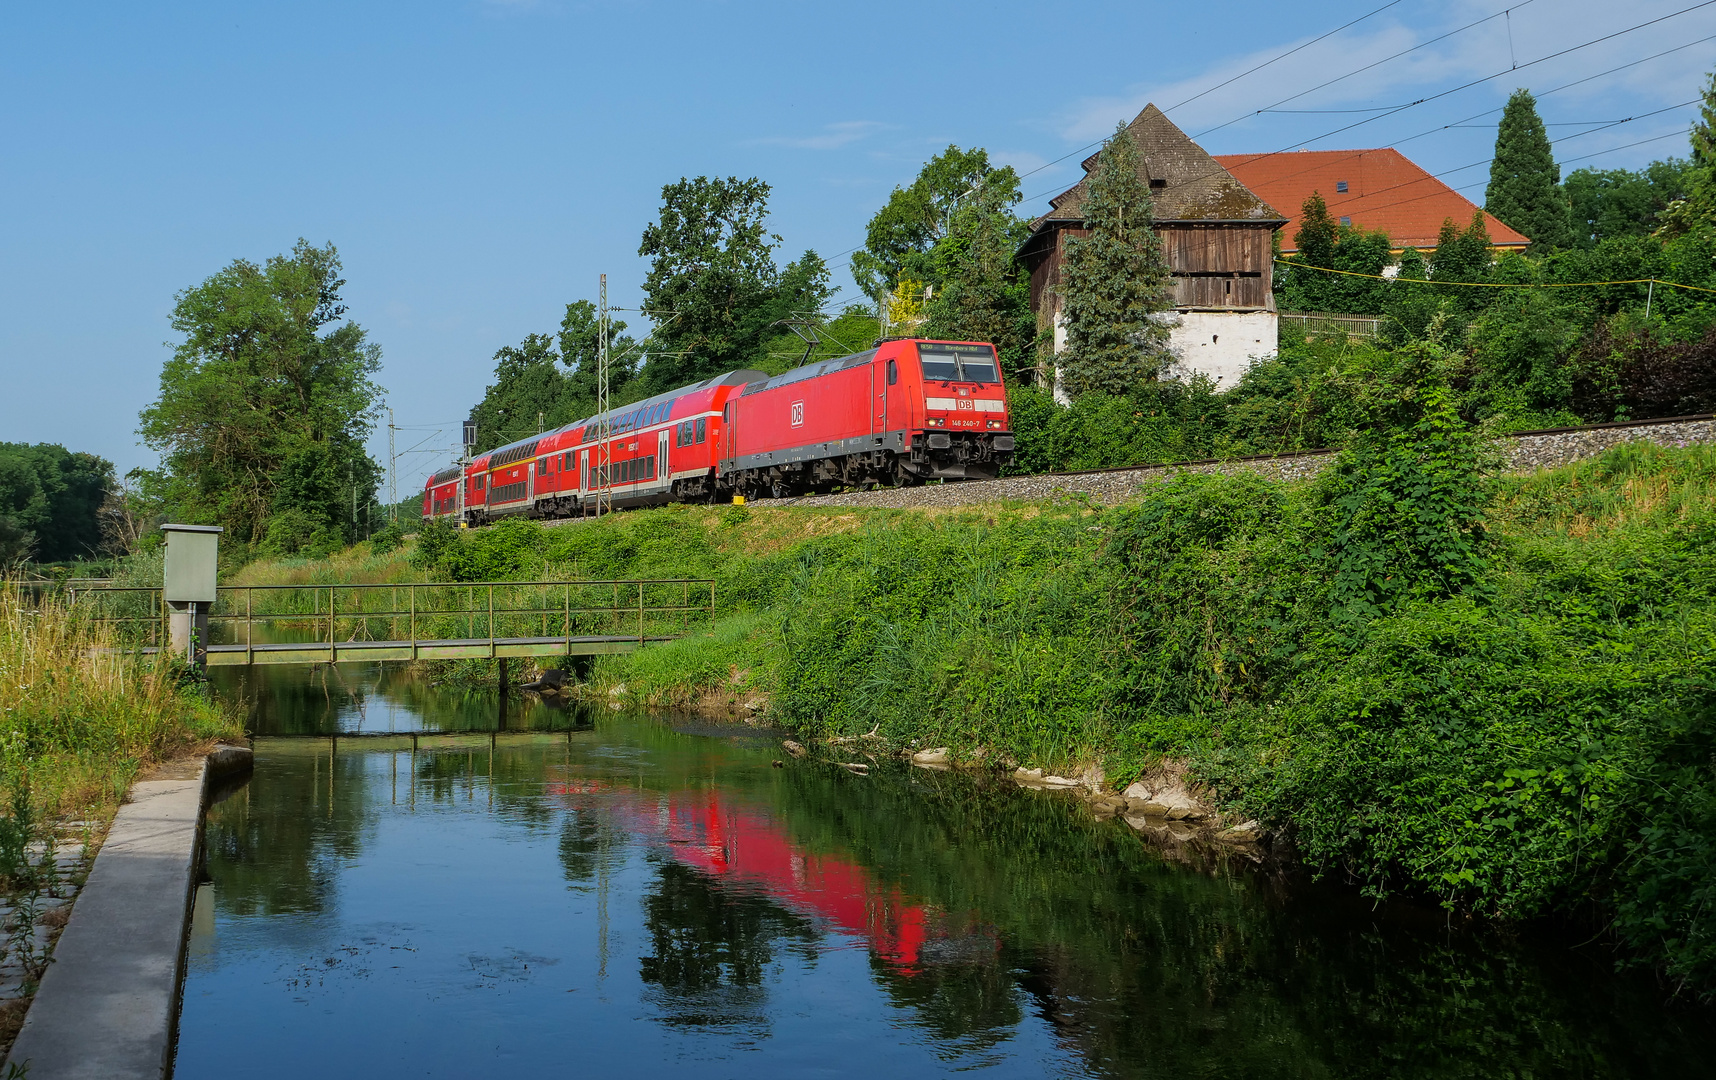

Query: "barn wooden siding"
left=1026, top=222, right=1276, bottom=315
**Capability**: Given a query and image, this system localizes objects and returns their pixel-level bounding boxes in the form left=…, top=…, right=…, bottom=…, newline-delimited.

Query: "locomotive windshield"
left=917, top=344, right=999, bottom=383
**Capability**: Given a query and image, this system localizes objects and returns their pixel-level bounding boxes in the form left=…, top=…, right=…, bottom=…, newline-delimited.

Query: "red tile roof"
left=1211, top=148, right=1529, bottom=252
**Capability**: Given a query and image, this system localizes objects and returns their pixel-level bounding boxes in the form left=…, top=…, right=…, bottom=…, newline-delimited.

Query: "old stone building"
left=1019, top=104, right=1285, bottom=390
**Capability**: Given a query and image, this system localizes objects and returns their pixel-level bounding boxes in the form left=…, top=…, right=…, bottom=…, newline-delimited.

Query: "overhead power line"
left=1194, top=0, right=1541, bottom=138
left=1274, top=258, right=1716, bottom=296
left=823, top=12, right=1715, bottom=284
left=1009, top=6, right=1716, bottom=217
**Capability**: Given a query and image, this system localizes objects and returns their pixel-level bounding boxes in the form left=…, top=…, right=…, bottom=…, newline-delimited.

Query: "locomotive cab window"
left=887, top=359, right=897, bottom=386
left=917, top=344, right=999, bottom=383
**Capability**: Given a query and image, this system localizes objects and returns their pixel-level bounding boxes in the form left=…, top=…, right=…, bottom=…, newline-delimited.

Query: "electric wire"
left=1193, top=0, right=1541, bottom=138
left=1273, top=258, right=1716, bottom=295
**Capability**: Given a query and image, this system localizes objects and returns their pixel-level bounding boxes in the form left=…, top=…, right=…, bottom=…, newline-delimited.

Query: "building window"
left=1340, top=216, right=1351, bottom=226
left=1336, top=180, right=1348, bottom=193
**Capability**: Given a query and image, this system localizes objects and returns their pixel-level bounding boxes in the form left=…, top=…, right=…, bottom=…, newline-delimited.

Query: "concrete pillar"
left=166, top=600, right=209, bottom=670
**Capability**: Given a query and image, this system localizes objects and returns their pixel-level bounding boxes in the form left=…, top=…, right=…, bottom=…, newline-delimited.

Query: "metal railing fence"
left=66, top=579, right=717, bottom=657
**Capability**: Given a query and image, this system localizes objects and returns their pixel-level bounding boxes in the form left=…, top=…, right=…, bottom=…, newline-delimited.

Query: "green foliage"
left=1057, top=124, right=1174, bottom=397
left=1003, top=380, right=1227, bottom=474
left=1320, top=372, right=1493, bottom=621
left=850, top=145, right=1004, bottom=301
left=465, top=301, right=647, bottom=454
left=638, top=177, right=833, bottom=388
left=0, top=443, right=113, bottom=564
left=1486, top=89, right=1574, bottom=252
left=918, top=170, right=1037, bottom=377
left=1277, top=193, right=1393, bottom=313
left=137, top=239, right=383, bottom=547
left=1565, top=159, right=1695, bottom=247
left=409, top=517, right=461, bottom=576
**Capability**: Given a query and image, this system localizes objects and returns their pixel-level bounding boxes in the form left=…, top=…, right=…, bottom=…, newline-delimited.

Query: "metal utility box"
left=161, top=524, right=222, bottom=603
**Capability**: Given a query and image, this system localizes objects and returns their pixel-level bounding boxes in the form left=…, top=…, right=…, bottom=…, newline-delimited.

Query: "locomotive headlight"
left=926, top=417, right=945, bottom=427
left=986, top=420, right=1003, bottom=429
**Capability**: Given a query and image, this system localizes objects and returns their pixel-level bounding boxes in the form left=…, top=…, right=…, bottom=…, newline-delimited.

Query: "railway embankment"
left=776, top=413, right=1716, bottom=511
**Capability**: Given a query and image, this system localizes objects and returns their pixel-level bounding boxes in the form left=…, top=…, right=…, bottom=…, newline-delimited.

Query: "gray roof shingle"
left=1033, top=104, right=1283, bottom=230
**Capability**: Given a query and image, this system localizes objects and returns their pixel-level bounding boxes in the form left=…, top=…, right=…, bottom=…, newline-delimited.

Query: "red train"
left=423, top=338, right=1014, bottom=524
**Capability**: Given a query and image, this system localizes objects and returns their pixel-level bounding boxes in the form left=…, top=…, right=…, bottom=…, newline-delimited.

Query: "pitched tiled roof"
left=1211, top=148, right=1529, bottom=251
left=1034, top=104, right=1284, bottom=230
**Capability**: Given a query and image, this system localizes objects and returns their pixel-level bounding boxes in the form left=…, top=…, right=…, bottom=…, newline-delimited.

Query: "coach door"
left=580, top=449, right=589, bottom=493
left=658, top=429, right=669, bottom=484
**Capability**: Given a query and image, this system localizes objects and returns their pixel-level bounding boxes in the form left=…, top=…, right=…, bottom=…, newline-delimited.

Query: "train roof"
left=562, top=368, right=767, bottom=431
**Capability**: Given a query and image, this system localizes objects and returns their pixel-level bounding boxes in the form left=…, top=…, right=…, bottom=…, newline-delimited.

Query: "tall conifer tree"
left=1057, top=123, right=1174, bottom=398
left=1485, top=89, right=1572, bottom=251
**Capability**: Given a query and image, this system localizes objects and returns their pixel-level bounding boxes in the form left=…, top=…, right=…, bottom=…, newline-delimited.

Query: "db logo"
left=790, top=401, right=805, bottom=427
left=956, top=399, right=974, bottom=411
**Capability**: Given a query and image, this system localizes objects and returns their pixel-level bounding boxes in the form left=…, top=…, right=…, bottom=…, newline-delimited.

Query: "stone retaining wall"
left=784, top=416, right=1716, bottom=512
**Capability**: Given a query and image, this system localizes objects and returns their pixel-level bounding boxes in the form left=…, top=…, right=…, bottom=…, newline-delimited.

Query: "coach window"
left=887, top=359, right=897, bottom=385
left=695, top=417, right=706, bottom=443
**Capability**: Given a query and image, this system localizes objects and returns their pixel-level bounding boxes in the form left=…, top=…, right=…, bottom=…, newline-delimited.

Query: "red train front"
left=421, top=338, right=1013, bottom=521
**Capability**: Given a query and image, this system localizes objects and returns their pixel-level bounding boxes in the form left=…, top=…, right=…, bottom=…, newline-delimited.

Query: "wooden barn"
left=1018, top=104, right=1286, bottom=389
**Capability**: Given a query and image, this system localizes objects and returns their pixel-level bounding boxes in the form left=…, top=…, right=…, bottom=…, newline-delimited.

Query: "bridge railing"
left=68, top=579, right=717, bottom=653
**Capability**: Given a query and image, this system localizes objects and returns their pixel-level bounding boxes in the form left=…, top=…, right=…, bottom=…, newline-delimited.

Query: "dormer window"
left=1340, top=216, right=1351, bottom=226
left=1336, top=180, right=1349, bottom=193
left=1149, top=178, right=1167, bottom=188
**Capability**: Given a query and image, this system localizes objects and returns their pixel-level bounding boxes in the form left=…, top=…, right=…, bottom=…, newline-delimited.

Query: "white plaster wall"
left=1169, top=311, right=1277, bottom=390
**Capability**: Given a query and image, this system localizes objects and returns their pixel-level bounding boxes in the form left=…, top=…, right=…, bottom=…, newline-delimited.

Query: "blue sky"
left=4, top=0, right=1714, bottom=493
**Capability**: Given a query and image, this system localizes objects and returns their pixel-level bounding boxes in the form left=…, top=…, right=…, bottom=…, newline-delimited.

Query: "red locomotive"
left=423, top=338, right=1013, bottom=524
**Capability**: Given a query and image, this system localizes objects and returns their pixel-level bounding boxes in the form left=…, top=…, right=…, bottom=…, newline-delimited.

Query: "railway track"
left=771, top=412, right=1716, bottom=512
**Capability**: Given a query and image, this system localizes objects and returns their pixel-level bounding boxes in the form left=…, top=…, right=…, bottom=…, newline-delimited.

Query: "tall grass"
left=0, top=582, right=241, bottom=820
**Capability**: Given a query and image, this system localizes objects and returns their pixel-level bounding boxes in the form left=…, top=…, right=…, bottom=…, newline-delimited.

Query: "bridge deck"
left=134, top=634, right=672, bottom=666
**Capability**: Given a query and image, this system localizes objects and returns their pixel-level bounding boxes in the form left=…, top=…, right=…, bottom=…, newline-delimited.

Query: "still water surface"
left=175, top=666, right=1715, bottom=1078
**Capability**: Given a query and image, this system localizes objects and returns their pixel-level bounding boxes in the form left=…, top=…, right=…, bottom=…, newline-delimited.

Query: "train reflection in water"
left=545, top=776, right=996, bottom=977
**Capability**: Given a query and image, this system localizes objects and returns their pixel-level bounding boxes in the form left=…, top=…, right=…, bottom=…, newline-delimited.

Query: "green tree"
left=1431, top=213, right=1494, bottom=300
left=1565, top=160, right=1695, bottom=247
left=851, top=145, right=1003, bottom=300
left=138, top=240, right=383, bottom=550
left=918, top=167, right=1036, bottom=376
left=467, top=334, right=575, bottom=454
left=1278, top=192, right=1392, bottom=314
left=1658, top=69, right=1716, bottom=238
left=1485, top=89, right=1573, bottom=251
left=638, top=177, right=832, bottom=388
left=1057, top=123, right=1175, bottom=398
left=557, top=300, right=636, bottom=406
left=0, top=444, right=113, bottom=563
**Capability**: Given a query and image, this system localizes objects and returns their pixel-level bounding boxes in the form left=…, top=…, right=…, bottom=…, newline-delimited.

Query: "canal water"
left=175, top=666, right=1715, bottom=1078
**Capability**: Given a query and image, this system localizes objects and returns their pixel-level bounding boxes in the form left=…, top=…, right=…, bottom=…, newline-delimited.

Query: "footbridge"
left=72, top=578, right=715, bottom=668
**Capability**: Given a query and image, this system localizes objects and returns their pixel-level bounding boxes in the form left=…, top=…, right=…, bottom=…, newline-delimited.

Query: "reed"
left=0, top=582, right=241, bottom=826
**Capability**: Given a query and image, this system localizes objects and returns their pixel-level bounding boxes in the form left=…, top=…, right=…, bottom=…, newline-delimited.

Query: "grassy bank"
left=0, top=584, right=241, bottom=824
left=233, top=428, right=1716, bottom=994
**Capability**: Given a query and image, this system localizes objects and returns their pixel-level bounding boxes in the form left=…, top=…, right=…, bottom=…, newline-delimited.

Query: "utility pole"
left=595, top=274, right=612, bottom=519
left=387, top=408, right=398, bottom=522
